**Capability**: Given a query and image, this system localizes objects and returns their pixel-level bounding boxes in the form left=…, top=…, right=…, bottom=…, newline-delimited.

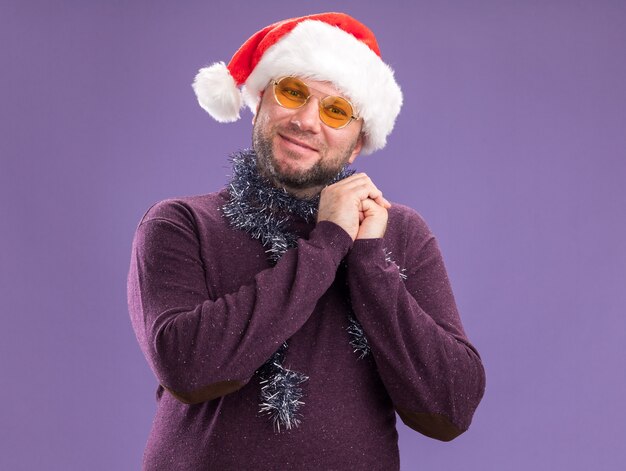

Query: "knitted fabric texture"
left=220, top=149, right=370, bottom=430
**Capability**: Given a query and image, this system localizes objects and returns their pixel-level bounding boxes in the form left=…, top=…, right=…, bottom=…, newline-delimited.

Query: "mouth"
left=278, top=133, right=319, bottom=152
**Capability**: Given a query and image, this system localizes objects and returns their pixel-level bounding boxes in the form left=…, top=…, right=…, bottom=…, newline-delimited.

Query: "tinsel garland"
left=220, top=149, right=405, bottom=431
left=221, top=149, right=333, bottom=263
left=256, top=342, right=307, bottom=431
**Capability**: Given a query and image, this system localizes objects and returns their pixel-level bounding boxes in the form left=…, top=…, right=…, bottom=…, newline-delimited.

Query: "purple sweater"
left=127, top=189, right=485, bottom=470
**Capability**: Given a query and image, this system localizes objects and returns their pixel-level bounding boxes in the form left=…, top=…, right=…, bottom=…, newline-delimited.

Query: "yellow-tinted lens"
left=274, top=77, right=309, bottom=108
left=320, top=96, right=353, bottom=128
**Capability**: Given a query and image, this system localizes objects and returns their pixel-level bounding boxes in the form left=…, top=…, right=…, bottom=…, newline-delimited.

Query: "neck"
left=273, top=182, right=324, bottom=200
left=254, top=158, right=351, bottom=202
left=253, top=159, right=324, bottom=201
left=226, top=148, right=355, bottom=211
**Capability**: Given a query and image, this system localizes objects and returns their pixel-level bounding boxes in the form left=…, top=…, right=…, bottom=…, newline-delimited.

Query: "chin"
left=279, top=159, right=316, bottom=178
left=273, top=170, right=314, bottom=189
left=271, top=149, right=316, bottom=174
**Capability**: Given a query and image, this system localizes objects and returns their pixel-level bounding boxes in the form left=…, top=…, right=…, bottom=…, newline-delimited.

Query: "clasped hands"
left=317, top=173, right=390, bottom=241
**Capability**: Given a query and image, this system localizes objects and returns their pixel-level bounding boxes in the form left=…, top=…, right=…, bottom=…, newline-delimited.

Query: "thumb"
left=361, top=198, right=381, bottom=215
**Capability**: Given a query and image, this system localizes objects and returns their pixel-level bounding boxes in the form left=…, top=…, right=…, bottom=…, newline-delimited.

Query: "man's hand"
left=317, top=173, right=390, bottom=241
left=356, top=197, right=388, bottom=239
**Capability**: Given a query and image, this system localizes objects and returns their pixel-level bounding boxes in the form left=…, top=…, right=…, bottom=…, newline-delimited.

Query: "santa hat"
left=192, top=12, right=403, bottom=154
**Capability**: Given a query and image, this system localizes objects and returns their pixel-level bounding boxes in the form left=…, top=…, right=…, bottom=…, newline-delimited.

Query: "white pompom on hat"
left=192, top=12, right=403, bottom=154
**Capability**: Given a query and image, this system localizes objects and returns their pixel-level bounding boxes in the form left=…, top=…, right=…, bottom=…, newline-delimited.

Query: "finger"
left=339, top=176, right=382, bottom=199
left=361, top=197, right=383, bottom=214
left=372, top=195, right=391, bottom=208
left=326, top=173, right=390, bottom=207
left=360, top=185, right=390, bottom=208
left=328, top=172, right=370, bottom=187
left=332, top=172, right=372, bottom=187
left=351, top=174, right=388, bottom=205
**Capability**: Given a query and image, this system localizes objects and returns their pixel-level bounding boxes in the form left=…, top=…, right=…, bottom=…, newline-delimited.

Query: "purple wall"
left=2, top=1, right=625, bottom=469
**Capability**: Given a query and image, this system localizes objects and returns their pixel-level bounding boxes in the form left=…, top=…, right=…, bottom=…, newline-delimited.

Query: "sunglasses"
left=272, top=76, right=360, bottom=129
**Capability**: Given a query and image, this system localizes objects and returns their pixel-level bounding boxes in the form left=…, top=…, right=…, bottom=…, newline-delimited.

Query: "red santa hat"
left=192, top=12, right=403, bottom=154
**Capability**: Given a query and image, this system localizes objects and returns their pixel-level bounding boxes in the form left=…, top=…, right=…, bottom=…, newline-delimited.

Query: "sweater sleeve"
left=345, top=213, right=485, bottom=442
left=127, top=200, right=352, bottom=404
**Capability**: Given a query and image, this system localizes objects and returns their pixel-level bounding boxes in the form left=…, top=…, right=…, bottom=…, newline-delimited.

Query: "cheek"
left=257, top=95, right=292, bottom=122
left=327, top=132, right=354, bottom=152
left=255, top=111, right=271, bottom=128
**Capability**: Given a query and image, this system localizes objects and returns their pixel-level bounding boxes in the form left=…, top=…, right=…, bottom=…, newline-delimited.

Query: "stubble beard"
left=252, top=114, right=358, bottom=192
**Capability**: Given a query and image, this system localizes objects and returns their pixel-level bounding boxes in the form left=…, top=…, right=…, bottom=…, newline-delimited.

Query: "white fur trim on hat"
left=241, top=20, right=403, bottom=154
left=192, top=62, right=243, bottom=123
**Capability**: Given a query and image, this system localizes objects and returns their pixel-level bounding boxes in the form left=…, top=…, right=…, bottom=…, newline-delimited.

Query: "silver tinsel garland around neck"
left=222, top=149, right=355, bottom=261
left=220, top=149, right=371, bottom=432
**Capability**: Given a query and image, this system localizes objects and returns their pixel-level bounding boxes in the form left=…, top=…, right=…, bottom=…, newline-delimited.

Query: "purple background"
left=1, top=1, right=625, bottom=470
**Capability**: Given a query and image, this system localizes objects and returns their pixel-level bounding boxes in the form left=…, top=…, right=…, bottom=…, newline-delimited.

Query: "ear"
left=347, top=132, right=364, bottom=164
left=252, top=102, right=260, bottom=125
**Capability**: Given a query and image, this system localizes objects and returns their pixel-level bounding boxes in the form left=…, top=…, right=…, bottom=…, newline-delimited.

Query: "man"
left=128, top=12, right=485, bottom=470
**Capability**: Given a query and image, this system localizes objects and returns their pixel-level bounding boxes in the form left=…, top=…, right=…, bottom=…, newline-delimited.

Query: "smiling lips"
left=278, top=133, right=319, bottom=153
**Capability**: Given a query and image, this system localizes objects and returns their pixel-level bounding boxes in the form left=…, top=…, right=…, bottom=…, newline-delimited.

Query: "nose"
left=290, top=96, right=321, bottom=133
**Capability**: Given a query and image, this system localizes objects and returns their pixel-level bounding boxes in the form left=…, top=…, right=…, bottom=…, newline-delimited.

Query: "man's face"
left=252, top=77, right=363, bottom=194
